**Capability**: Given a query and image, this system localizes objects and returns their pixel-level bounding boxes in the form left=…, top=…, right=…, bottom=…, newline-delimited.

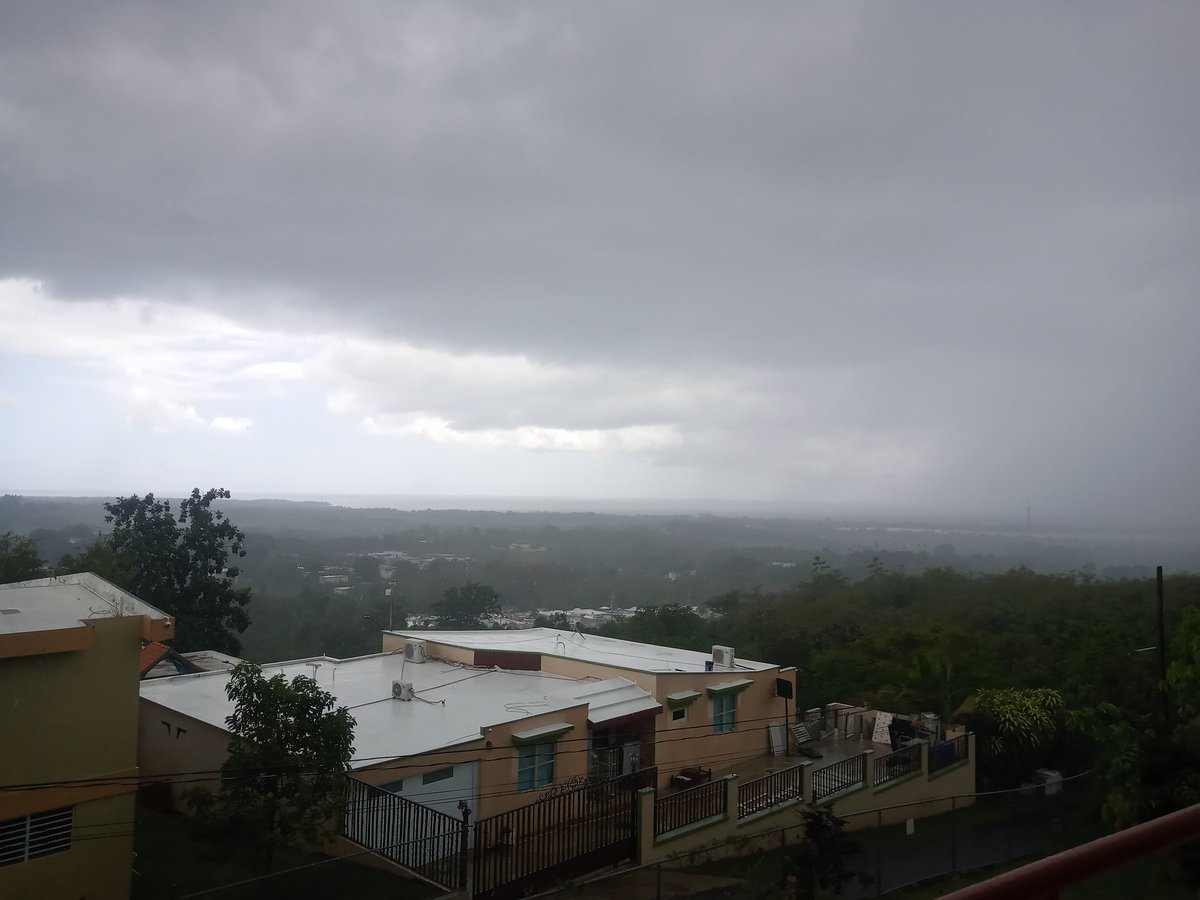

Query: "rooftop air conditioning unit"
left=404, top=638, right=428, bottom=663
left=712, top=645, right=735, bottom=669
left=392, top=681, right=415, bottom=701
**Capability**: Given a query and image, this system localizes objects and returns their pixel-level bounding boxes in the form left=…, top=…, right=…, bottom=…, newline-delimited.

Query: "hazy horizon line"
left=6, top=487, right=1198, bottom=537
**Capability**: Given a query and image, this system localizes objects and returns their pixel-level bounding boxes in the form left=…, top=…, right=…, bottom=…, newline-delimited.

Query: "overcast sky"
left=1, top=1, right=1197, bottom=525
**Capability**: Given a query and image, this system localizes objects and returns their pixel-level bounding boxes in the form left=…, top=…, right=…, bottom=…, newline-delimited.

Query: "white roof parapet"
left=387, top=627, right=776, bottom=674
left=0, top=572, right=173, bottom=633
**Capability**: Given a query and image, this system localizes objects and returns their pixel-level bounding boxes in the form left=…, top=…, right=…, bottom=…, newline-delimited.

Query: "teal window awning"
left=666, top=690, right=703, bottom=710
left=511, top=722, right=574, bottom=745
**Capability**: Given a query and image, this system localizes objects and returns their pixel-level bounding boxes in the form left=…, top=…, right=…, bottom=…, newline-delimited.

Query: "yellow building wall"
left=1, top=617, right=143, bottom=791
left=0, top=793, right=136, bottom=900
left=0, top=616, right=146, bottom=900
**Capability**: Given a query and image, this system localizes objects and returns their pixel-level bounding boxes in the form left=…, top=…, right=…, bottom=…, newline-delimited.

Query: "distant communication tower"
left=1026, top=504, right=1032, bottom=532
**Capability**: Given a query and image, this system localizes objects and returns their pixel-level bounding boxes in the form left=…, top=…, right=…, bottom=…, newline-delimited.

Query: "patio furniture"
left=670, top=765, right=713, bottom=788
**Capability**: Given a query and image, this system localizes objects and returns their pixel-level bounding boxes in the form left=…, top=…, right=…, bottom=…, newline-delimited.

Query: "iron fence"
left=341, top=777, right=467, bottom=891
left=929, top=734, right=970, bottom=773
left=811, top=754, right=865, bottom=802
left=473, top=767, right=654, bottom=900
left=654, top=779, right=727, bottom=836
left=738, top=764, right=805, bottom=819
left=573, top=772, right=1100, bottom=900
left=873, top=744, right=922, bottom=787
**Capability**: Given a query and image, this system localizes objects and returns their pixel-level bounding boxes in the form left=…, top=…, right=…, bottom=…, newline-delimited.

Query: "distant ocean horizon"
left=9, top=488, right=921, bottom=518
left=8, top=488, right=1193, bottom=538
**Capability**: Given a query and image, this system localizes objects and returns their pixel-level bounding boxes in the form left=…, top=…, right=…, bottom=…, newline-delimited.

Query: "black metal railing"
left=341, top=778, right=467, bottom=891
left=737, top=764, right=805, bottom=818
left=473, top=767, right=653, bottom=900
left=654, top=779, right=726, bottom=836
left=929, top=734, right=970, bottom=773
left=873, top=744, right=922, bottom=787
left=589, top=746, right=621, bottom=780
left=811, top=754, right=865, bottom=802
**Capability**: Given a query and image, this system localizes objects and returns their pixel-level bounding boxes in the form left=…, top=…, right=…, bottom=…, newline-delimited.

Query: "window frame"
left=0, top=807, right=74, bottom=867
left=517, top=742, right=555, bottom=791
left=421, top=767, right=454, bottom=786
left=711, top=693, right=737, bottom=734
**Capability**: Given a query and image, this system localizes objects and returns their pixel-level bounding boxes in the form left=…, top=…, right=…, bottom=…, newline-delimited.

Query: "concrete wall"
left=0, top=616, right=146, bottom=900
left=651, top=670, right=787, bottom=790
left=137, top=700, right=232, bottom=811
left=347, top=703, right=593, bottom=820
left=538, top=655, right=660, bottom=693
left=382, top=633, right=475, bottom=665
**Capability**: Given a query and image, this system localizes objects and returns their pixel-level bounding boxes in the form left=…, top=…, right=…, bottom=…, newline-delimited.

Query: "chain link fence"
left=560, top=772, right=1101, bottom=900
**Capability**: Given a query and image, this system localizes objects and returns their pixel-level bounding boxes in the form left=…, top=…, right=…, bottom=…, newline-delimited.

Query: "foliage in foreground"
left=188, top=662, right=356, bottom=873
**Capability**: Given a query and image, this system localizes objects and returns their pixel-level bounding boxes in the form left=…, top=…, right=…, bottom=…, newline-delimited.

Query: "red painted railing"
left=943, top=802, right=1200, bottom=900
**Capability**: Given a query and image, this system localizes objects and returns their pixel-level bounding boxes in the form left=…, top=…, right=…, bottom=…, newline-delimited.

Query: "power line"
left=0, top=707, right=806, bottom=793
left=39, top=736, right=830, bottom=841
left=9, top=739, right=801, bottom=815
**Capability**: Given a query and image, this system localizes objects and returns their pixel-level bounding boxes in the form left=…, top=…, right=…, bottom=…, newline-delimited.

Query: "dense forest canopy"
left=5, top=491, right=1200, bottom=877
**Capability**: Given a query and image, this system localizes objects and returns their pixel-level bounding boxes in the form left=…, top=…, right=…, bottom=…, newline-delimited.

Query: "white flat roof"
left=392, top=628, right=775, bottom=674
left=140, top=654, right=623, bottom=767
left=0, top=573, right=172, bottom=634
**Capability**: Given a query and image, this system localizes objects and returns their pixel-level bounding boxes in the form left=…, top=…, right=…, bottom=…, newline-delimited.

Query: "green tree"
left=105, top=488, right=252, bottom=653
left=783, top=806, right=863, bottom=899
left=433, top=581, right=501, bottom=628
left=55, top=536, right=133, bottom=586
left=0, top=531, right=45, bottom=582
left=887, top=650, right=966, bottom=723
left=188, top=662, right=356, bottom=873
left=964, top=687, right=1064, bottom=786
left=352, top=555, right=381, bottom=583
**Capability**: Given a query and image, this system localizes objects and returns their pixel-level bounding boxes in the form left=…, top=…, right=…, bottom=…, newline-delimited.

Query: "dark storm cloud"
left=1, top=1, right=1198, bottom=522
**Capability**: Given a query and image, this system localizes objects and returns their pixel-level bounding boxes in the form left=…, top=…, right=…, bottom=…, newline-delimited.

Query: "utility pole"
left=1157, top=565, right=1169, bottom=729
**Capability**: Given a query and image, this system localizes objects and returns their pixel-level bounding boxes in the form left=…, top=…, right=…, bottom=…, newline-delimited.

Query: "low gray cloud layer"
left=1, top=1, right=1198, bottom=524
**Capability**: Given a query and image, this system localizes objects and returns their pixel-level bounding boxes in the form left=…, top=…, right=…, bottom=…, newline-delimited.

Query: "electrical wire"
left=41, top=737, right=836, bottom=838
left=0, top=707, right=808, bottom=792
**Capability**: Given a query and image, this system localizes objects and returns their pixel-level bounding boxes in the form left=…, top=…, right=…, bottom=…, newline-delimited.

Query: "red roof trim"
left=139, top=641, right=173, bottom=676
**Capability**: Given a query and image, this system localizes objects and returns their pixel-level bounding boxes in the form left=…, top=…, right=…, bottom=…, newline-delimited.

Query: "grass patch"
left=131, top=805, right=441, bottom=900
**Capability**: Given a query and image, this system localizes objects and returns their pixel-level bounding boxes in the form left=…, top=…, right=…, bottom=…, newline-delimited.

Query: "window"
left=421, top=767, right=454, bottom=786
left=712, top=694, right=736, bottom=734
left=671, top=707, right=687, bottom=723
left=517, top=743, right=555, bottom=791
left=0, top=807, right=73, bottom=867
